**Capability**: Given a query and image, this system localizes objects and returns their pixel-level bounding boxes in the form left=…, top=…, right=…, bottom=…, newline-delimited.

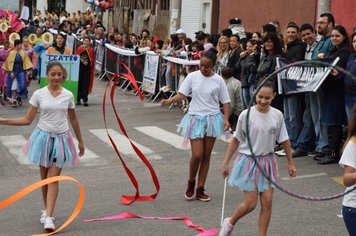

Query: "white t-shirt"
left=339, top=140, right=356, bottom=208
left=178, top=71, right=230, bottom=116
left=234, top=106, right=289, bottom=156
left=29, top=86, right=75, bottom=134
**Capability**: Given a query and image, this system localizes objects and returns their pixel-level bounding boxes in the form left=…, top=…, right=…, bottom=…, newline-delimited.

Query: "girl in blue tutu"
left=0, top=61, right=85, bottom=232
left=220, top=81, right=297, bottom=236
left=160, top=48, right=231, bottom=202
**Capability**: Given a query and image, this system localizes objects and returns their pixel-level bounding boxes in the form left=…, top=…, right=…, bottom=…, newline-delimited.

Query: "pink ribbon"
left=84, top=212, right=219, bottom=236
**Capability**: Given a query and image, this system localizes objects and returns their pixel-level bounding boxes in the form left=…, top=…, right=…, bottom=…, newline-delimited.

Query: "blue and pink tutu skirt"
left=228, top=153, right=279, bottom=192
left=177, top=113, right=224, bottom=146
left=23, top=127, right=79, bottom=168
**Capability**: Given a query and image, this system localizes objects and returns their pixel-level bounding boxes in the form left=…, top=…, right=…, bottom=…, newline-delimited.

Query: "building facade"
left=219, top=0, right=356, bottom=35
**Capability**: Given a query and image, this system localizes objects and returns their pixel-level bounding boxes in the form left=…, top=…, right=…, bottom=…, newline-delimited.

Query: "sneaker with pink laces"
left=184, top=180, right=196, bottom=200
left=196, top=186, right=210, bottom=202
left=219, top=218, right=234, bottom=236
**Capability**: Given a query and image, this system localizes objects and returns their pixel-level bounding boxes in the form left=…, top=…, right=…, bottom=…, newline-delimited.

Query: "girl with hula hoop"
left=220, top=81, right=297, bottom=236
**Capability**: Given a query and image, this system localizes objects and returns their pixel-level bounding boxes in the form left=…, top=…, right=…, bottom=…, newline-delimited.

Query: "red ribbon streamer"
left=84, top=212, right=219, bottom=236
left=103, top=59, right=159, bottom=205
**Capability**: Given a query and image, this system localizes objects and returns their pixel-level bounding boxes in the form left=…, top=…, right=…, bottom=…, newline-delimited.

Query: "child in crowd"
left=220, top=81, right=296, bottom=236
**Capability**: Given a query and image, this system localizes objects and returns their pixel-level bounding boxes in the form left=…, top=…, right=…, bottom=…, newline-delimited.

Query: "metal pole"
left=169, top=0, right=181, bottom=35
left=317, top=0, right=331, bottom=16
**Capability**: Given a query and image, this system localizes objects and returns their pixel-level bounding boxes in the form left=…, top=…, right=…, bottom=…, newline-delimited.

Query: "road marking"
left=0, top=135, right=31, bottom=165
left=281, top=172, right=327, bottom=180
left=135, top=126, right=190, bottom=150
left=90, top=129, right=162, bottom=160
left=332, top=176, right=344, bottom=186
left=71, top=138, right=105, bottom=166
left=0, top=135, right=101, bottom=166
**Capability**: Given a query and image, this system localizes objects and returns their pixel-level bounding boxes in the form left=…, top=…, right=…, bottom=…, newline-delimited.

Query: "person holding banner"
left=309, top=13, right=335, bottom=161
left=76, top=35, right=95, bottom=106
left=317, top=25, right=352, bottom=165
left=0, top=61, right=85, bottom=232
left=46, top=33, right=72, bottom=55
left=160, top=49, right=230, bottom=202
left=220, top=80, right=296, bottom=236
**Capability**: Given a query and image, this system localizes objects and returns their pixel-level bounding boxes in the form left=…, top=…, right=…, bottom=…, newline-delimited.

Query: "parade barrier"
left=100, top=44, right=145, bottom=94
left=97, top=44, right=200, bottom=103
left=0, top=176, right=85, bottom=236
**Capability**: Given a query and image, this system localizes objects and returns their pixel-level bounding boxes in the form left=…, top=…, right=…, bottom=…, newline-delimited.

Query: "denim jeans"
left=309, top=90, right=329, bottom=153
left=283, top=94, right=303, bottom=149
left=296, top=93, right=315, bottom=152
left=6, top=72, right=28, bottom=99
left=343, top=205, right=356, bottom=236
left=241, top=87, right=252, bottom=109
left=345, top=94, right=356, bottom=122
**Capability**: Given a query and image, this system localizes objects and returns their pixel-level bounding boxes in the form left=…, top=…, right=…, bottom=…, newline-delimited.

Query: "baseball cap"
left=175, top=28, right=185, bottom=34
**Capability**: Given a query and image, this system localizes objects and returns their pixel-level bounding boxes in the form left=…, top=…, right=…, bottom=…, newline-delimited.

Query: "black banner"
left=276, top=57, right=339, bottom=95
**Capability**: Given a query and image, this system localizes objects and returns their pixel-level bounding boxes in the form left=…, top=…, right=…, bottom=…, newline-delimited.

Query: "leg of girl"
left=40, top=164, right=62, bottom=231
left=196, top=136, right=216, bottom=201
left=185, top=138, right=203, bottom=200
left=258, top=187, right=273, bottom=236
left=220, top=191, right=258, bottom=236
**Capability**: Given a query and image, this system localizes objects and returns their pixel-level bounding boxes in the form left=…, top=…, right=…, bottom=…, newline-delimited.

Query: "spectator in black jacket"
left=283, top=22, right=306, bottom=155
left=256, top=33, right=284, bottom=111
left=227, top=34, right=242, bottom=79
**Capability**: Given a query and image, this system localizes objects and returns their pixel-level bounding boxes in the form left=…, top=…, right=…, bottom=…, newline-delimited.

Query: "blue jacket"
left=345, top=53, right=356, bottom=96
left=312, top=35, right=332, bottom=60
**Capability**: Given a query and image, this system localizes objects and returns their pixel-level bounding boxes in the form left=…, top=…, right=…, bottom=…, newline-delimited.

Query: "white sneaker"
left=160, top=86, right=172, bottom=93
left=40, top=210, right=46, bottom=224
left=44, top=216, right=56, bottom=232
left=219, top=218, right=234, bottom=236
left=275, top=149, right=286, bottom=156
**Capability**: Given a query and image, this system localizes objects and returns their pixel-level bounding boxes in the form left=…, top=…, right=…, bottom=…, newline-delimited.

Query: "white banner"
left=163, top=56, right=200, bottom=66
left=142, top=52, right=160, bottom=94
left=105, top=44, right=140, bottom=57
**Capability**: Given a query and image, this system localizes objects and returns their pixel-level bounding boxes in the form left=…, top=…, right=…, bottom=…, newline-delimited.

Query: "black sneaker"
left=313, top=152, right=327, bottom=161
left=317, top=155, right=339, bottom=165
left=308, top=151, right=319, bottom=157
left=292, top=149, right=308, bottom=158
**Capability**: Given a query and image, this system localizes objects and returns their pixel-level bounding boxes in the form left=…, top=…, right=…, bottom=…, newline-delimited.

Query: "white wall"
left=36, top=0, right=87, bottom=15
left=36, top=0, right=48, bottom=15
left=66, top=1, right=87, bottom=14
left=180, top=0, right=201, bottom=39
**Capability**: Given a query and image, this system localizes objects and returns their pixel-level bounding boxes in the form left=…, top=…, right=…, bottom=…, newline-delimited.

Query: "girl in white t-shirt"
left=339, top=108, right=356, bottom=236
left=0, top=61, right=85, bottom=232
left=220, top=81, right=297, bottom=236
left=160, top=49, right=231, bottom=202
